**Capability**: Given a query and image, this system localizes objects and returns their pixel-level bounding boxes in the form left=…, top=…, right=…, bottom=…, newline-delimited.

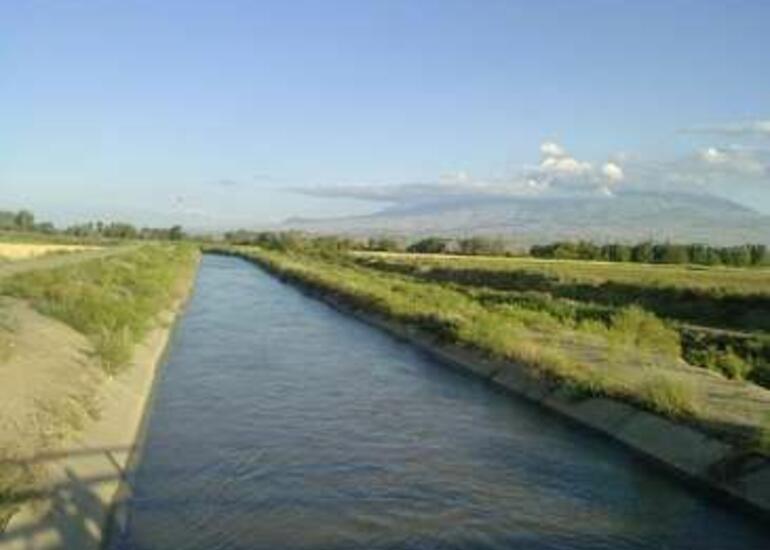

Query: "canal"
left=110, top=254, right=768, bottom=549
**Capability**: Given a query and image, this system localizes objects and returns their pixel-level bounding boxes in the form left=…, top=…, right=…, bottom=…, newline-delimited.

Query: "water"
left=111, top=255, right=769, bottom=549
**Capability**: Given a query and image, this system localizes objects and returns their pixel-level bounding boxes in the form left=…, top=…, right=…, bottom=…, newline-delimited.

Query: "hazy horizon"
left=2, top=1, right=769, bottom=230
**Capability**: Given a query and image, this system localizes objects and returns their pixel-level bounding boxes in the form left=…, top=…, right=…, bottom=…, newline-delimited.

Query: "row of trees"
left=0, top=209, right=55, bottom=234
left=224, top=231, right=770, bottom=267
left=1, top=209, right=185, bottom=241
left=64, top=221, right=184, bottom=240
left=530, top=241, right=769, bottom=267
left=224, top=231, right=511, bottom=257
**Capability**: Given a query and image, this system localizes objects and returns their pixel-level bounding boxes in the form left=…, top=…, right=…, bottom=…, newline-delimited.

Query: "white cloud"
left=540, top=155, right=593, bottom=175
left=697, top=146, right=765, bottom=175
left=536, top=141, right=621, bottom=194
left=540, top=141, right=566, bottom=157
left=602, top=162, right=625, bottom=183
left=297, top=142, right=631, bottom=203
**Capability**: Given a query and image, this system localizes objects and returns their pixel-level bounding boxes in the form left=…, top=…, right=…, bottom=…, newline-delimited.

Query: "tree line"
left=223, top=230, right=770, bottom=267
left=223, top=231, right=510, bottom=256
left=530, top=241, right=768, bottom=267
left=0, top=209, right=185, bottom=241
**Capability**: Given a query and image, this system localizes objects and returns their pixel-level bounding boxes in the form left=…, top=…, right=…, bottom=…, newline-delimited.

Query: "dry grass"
left=0, top=243, right=99, bottom=262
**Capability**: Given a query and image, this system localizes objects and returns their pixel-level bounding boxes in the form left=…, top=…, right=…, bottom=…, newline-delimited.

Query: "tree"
left=458, top=236, right=506, bottom=256
left=407, top=237, right=451, bottom=254
left=14, top=210, right=35, bottom=230
left=168, top=225, right=184, bottom=241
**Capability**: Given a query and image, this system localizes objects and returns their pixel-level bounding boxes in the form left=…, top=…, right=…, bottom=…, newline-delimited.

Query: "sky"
left=1, top=0, right=769, bottom=229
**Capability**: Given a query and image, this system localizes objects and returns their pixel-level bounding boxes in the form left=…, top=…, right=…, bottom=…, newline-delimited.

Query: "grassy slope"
left=224, top=246, right=770, bottom=451
left=0, top=244, right=198, bottom=374
left=0, top=244, right=199, bottom=528
left=354, top=252, right=770, bottom=388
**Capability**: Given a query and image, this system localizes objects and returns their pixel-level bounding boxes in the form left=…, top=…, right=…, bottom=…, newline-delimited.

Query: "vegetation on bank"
left=354, top=253, right=770, bottom=389
left=216, top=244, right=770, bottom=452
left=0, top=244, right=198, bottom=374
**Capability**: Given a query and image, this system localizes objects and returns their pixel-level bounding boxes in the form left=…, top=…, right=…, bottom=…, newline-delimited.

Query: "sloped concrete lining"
left=0, top=258, right=200, bottom=550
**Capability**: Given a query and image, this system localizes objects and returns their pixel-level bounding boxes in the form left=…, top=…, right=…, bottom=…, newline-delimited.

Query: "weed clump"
left=609, top=306, right=681, bottom=364
left=637, top=373, right=699, bottom=418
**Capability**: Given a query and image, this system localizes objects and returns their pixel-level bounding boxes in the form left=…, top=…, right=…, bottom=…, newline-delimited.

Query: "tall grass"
left=0, top=244, right=197, bottom=374
left=636, top=373, right=699, bottom=418
left=356, top=253, right=770, bottom=389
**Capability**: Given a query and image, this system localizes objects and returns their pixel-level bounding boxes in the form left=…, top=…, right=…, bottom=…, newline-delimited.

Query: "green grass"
left=0, top=244, right=198, bottom=374
left=353, top=252, right=770, bottom=389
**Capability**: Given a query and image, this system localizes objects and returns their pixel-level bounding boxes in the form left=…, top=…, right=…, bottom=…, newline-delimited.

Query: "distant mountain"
left=282, top=191, right=770, bottom=245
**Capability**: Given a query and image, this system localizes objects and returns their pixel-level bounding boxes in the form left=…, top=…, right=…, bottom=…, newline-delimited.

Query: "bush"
left=714, top=348, right=753, bottom=380
left=407, top=237, right=451, bottom=254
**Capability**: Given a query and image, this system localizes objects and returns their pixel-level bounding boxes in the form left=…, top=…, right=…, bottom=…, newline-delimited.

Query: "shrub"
left=92, top=326, right=134, bottom=375
left=714, top=348, right=752, bottom=380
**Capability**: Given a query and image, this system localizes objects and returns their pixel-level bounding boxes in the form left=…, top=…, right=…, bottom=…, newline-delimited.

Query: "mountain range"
left=283, top=191, right=770, bottom=245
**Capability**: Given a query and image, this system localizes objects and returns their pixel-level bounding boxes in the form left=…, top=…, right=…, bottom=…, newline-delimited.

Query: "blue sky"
left=1, top=0, right=769, bottom=228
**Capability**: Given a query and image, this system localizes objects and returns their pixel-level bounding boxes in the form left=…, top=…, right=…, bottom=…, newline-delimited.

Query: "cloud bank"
left=297, top=141, right=627, bottom=204
left=295, top=119, right=770, bottom=210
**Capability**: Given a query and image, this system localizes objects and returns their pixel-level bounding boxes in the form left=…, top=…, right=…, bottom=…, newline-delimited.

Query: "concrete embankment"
left=0, top=257, right=200, bottom=550
left=223, top=250, right=770, bottom=521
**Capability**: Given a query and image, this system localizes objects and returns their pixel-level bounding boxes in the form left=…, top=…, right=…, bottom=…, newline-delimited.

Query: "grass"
left=354, top=251, right=770, bottom=296
left=0, top=244, right=198, bottom=374
left=637, top=374, right=700, bottom=418
left=354, top=252, right=770, bottom=389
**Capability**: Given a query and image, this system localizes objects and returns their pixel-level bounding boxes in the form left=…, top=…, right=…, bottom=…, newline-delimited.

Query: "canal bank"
left=219, top=249, right=770, bottom=522
left=0, top=255, right=200, bottom=550
left=112, top=254, right=768, bottom=549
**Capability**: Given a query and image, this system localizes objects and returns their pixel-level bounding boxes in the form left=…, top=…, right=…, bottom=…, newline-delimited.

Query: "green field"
left=220, top=245, right=770, bottom=453
left=354, top=252, right=770, bottom=388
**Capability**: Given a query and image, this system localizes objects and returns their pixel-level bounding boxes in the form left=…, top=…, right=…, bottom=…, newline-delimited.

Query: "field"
left=221, top=245, right=770, bottom=454
left=0, top=242, right=99, bottom=261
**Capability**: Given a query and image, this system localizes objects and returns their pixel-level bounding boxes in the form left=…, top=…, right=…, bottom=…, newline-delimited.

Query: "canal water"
left=110, top=255, right=768, bottom=549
